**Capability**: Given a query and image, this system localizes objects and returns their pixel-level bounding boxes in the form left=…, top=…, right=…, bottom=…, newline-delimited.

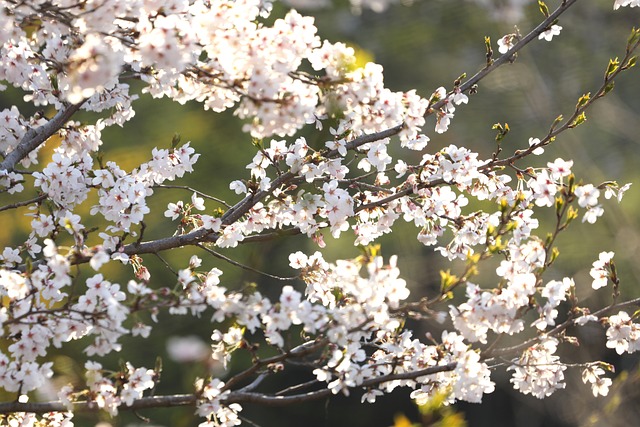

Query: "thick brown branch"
left=111, top=0, right=581, bottom=259
left=15, top=0, right=583, bottom=273
left=0, top=362, right=457, bottom=414
left=222, top=339, right=327, bottom=392
left=0, top=102, right=84, bottom=172
left=0, top=394, right=196, bottom=414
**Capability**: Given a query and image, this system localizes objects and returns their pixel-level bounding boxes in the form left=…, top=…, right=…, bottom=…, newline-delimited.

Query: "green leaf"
left=569, top=112, right=586, bottom=128
left=624, top=55, right=637, bottom=70
left=492, top=122, right=510, bottom=142
left=251, top=138, right=263, bottom=148
left=538, top=0, right=550, bottom=18
left=484, top=36, right=493, bottom=66
left=566, top=206, right=579, bottom=223
left=603, top=81, right=615, bottom=95
left=549, top=114, right=563, bottom=133
left=155, top=356, right=163, bottom=375
left=627, top=27, right=640, bottom=48
left=171, top=132, right=181, bottom=149
left=440, top=269, right=459, bottom=292
left=576, top=92, right=590, bottom=109
left=606, top=57, right=620, bottom=79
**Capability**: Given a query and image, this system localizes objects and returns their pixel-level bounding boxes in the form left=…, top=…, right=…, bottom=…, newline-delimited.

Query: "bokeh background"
left=1, top=0, right=639, bottom=426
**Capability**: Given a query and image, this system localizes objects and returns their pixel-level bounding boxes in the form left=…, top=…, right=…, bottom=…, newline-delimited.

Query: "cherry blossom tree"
left=0, top=0, right=638, bottom=426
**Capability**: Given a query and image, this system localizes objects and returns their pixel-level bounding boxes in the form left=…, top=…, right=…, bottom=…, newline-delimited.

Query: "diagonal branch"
left=0, top=102, right=85, bottom=172
left=17, top=0, right=582, bottom=271
left=448, top=0, right=579, bottom=103
left=225, top=362, right=457, bottom=406
left=0, top=394, right=197, bottom=414
left=486, top=296, right=640, bottom=359
left=0, top=362, right=457, bottom=414
left=0, top=194, right=47, bottom=212
left=116, top=0, right=581, bottom=255
left=196, top=243, right=296, bottom=281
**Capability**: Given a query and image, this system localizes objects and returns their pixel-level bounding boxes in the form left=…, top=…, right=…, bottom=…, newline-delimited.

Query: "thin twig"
left=275, top=379, right=320, bottom=396
left=196, top=243, right=296, bottom=281
left=154, top=184, right=231, bottom=208
left=0, top=363, right=457, bottom=414
left=486, top=296, right=640, bottom=358
left=0, top=194, right=46, bottom=212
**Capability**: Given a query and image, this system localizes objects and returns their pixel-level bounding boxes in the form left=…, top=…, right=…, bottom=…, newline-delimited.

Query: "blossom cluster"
left=58, top=361, right=156, bottom=416
left=605, top=311, right=640, bottom=355
left=508, top=337, right=567, bottom=399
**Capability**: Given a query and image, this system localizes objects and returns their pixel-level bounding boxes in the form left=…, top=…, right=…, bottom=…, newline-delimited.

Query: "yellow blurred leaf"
left=352, top=46, right=374, bottom=70
left=392, top=414, right=414, bottom=427
left=439, top=412, right=467, bottom=427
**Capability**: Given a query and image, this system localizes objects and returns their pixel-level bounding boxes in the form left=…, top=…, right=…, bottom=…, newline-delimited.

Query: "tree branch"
left=0, top=362, right=457, bottom=414
left=486, top=296, right=640, bottom=359
left=449, top=0, right=578, bottom=102
left=14, top=0, right=583, bottom=274
left=153, top=184, right=232, bottom=208
left=113, top=0, right=581, bottom=258
left=197, top=243, right=297, bottom=281
left=0, top=394, right=196, bottom=414
left=0, top=194, right=46, bottom=212
left=0, top=102, right=84, bottom=172
left=225, top=362, right=457, bottom=406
